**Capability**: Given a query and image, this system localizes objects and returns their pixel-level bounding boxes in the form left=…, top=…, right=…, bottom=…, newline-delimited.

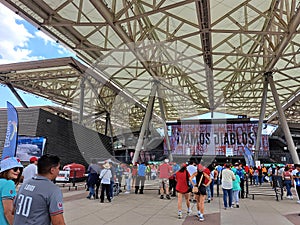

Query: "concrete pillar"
left=268, top=74, right=300, bottom=164
left=255, top=75, right=268, bottom=161
left=132, top=84, right=157, bottom=164
left=157, top=84, right=173, bottom=162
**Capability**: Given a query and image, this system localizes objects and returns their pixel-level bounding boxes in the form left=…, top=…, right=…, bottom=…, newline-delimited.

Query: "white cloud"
left=35, top=30, right=71, bottom=55
left=35, top=30, right=56, bottom=45
left=0, top=4, right=42, bottom=64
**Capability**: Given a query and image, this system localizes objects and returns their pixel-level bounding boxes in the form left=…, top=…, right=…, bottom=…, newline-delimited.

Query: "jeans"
left=125, top=177, right=131, bottom=191
left=210, top=179, right=215, bottom=198
left=284, top=180, right=292, bottom=196
left=223, top=188, right=233, bottom=208
left=88, top=185, right=95, bottom=197
left=110, top=180, right=114, bottom=198
left=253, top=175, right=258, bottom=185
left=233, top=190, right=240, bottom=204
left=206, top=185, right=211, bottom=200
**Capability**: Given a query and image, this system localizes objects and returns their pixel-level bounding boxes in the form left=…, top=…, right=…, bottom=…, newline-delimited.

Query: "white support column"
left=79, top=78, right=85, bottom=124
left=255, top=75, right=268, bottom=161
left=132, top=84, right=157, bottom=164
left=268, top=74, right=300, bottom=164
left=157, top=83, right=173, bottom=162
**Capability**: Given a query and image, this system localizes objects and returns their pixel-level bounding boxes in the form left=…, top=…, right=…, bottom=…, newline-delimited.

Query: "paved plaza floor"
left=61, top=180, right=300, bottom=225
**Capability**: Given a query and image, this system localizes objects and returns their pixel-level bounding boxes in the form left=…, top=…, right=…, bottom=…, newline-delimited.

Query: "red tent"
left=63, top=163, right=86, bottom=179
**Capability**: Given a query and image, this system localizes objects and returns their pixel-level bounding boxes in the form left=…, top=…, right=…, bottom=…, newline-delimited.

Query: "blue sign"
left=2, top=102, right=19, bottom=160
left=243, top=146, right=254, bottom=167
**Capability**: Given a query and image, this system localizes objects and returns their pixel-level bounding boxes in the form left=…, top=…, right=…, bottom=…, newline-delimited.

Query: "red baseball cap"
left=29, top=156, right=38, bottom=163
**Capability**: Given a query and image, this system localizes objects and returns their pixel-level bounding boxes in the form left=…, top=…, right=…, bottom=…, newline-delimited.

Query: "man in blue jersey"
left=14, top=154, right=66, bottom=225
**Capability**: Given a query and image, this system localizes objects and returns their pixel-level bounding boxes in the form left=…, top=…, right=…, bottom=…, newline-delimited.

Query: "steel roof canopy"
left=1, top=0, right=300, bottom=134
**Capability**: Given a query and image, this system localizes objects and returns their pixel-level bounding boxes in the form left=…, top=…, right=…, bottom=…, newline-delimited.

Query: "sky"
left=0, top=3, right=74, bottom=108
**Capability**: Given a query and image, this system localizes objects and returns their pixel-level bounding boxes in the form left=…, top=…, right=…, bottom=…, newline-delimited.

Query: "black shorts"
left=195, top=185, right=206, bottom=195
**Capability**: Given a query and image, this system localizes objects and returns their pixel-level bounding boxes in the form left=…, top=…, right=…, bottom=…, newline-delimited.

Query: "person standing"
left=231, top=168, right=241, bottom=208
left=86, top=159, right=101, bottom=199
left=282, top=166, right=293, bottom=199
left=158, top=159, right=172, bottom=199
left=235, top=163, right=245, bottom=198
left=208, top=164, right=218, bottom=201
left=115, top=163, right=124, bottom=190
left=186, top=160, right=197, bottom=202
left=170, top=161, right=180, bottom=197
left=14, top=154, right=66, bottom=225
left=0, top=157, right=23, bottom=225
left=135, top=162, right=147, bottom=194
left=99, top=162, right=112, bottom=203
left=21, top=156, right=38, bottom=183
left=292, top=164, right=300, bottom=203
left=175, top=164, right=191, bottom=219
left=123, top=164, right=131, bottom=194
left=109, top=162, right=116, bottom=199
left=221, top=163, right=235, bottom=209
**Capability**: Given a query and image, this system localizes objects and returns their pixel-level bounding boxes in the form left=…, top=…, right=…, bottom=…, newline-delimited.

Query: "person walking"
left=0, top=157, right=23, bottom=225
left=189, top=164, right=212, bottom=221
left=175, top=163, right=191, bottom=219
left=21, top=156, right=38, bottom=183
left=221, top=163, right=235, bottom=209
left=282, top=166, right=293, bottom=199
left=13, top=154, right=66, bottom=225
left=99, top=162, right=112, bottom=203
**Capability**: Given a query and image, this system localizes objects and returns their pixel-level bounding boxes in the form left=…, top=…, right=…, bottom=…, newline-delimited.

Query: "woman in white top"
left=221, top=164, right=235, bottom=209
left=99, top=162, right=112, bottom=203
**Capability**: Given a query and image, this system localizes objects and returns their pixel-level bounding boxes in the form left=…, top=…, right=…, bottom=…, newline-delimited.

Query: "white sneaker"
left=199, top=214, right=204, bottom=221
left=297, top=200, right=300, bottom=204
left=187, top=209, right=192, bottom=216
left=124, top=191, right=130, bottom=194
left=178, top=211, right=182, bottom=219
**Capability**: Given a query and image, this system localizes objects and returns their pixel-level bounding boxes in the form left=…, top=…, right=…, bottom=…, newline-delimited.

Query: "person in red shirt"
left=175, top=163, right=191, bottom=219
left=158, top=159, right=172, bottom=199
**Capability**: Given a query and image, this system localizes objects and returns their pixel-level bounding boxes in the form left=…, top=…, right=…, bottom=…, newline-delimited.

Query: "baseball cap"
left=29, top=156, right=38, bottom=163
left=0, top=157, right=23, bottom=173
left=164, top=158, right=169, bottom=163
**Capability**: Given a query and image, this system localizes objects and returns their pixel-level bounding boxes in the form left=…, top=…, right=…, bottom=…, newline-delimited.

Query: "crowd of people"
left=84, top=159, right=300, bottom=222
left=2, top=155, right=300, bottom=224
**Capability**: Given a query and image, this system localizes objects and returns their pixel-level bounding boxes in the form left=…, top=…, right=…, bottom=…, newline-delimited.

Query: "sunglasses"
left=12, top=167, right=22, bottom=172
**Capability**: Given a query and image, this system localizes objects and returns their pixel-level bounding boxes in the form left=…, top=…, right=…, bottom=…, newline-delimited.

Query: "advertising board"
left=165, top=120, right=269, bottom=157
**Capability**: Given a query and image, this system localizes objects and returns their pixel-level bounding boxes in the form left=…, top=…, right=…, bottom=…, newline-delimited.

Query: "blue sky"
left=0, top=3, right=74, bottom=108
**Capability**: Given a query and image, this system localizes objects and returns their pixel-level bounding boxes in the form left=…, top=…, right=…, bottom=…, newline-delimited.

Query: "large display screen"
left=16, top=136, right=46, bottom=161
left=165, top=120, right=269, bottom=157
